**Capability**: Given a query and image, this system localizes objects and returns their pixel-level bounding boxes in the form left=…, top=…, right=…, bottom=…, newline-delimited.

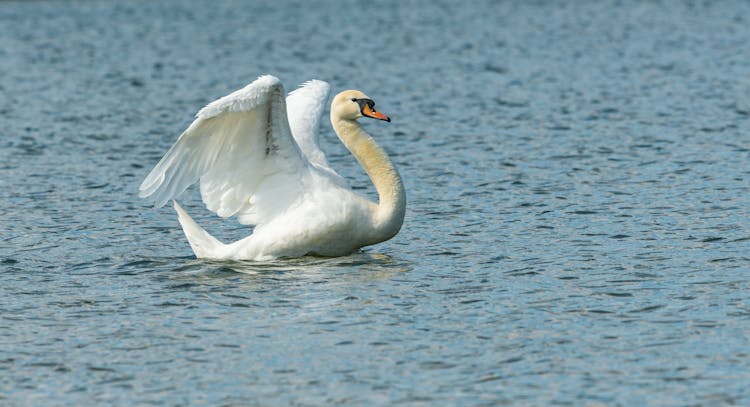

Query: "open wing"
left=286, top=80, right=347, bottom=185
left=139, top=75, right=311, bottom=224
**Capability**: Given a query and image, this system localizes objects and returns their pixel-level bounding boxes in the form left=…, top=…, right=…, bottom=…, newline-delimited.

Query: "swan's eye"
left=351, top=98, right=357, bottom=102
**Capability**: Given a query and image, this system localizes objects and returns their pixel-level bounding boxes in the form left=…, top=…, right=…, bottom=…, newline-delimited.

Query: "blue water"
left=2, top=0, right=750, bottom=405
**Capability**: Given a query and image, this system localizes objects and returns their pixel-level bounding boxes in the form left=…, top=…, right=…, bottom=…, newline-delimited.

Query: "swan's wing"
left=286, top=80, right=347, bottom=184
left=139, top=75, right=310, bottom=224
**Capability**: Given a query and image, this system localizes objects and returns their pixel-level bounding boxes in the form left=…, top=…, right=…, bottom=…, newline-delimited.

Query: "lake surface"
left=2, top=0, right=750, bottom=405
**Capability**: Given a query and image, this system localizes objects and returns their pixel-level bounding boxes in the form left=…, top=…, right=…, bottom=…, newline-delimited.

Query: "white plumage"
left=139, top=75, right=405, bottom=260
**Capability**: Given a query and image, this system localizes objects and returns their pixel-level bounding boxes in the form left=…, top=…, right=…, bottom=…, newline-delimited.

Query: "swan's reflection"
left=133, top=251, right=412, bottom=293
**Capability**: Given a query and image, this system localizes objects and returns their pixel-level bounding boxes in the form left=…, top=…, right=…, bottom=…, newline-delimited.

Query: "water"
left=2, top=0, right=750, bottom=405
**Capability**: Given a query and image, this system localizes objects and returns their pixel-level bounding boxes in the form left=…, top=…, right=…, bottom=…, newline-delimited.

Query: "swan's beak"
left=361, top=104, right=391, bottom=122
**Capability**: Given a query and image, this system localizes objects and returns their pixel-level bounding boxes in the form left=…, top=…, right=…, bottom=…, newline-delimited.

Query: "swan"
left=138, top=75, right=406, bottom=260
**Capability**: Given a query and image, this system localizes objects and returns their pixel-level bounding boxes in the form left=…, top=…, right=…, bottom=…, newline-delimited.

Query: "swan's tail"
left=173, top=200, right=225, bottom=258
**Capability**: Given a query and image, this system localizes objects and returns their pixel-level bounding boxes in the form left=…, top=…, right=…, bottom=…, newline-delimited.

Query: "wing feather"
left=286, top=80, right=346, bottom=184
left=139, top=75, right=311, bottom=224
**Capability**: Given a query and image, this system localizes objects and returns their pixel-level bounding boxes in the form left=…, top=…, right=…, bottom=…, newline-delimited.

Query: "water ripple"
left=1, top=0, right=750, bottom=405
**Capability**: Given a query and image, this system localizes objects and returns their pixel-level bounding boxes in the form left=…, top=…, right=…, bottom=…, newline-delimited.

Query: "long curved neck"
left=331, top=116, right=406, bottom=242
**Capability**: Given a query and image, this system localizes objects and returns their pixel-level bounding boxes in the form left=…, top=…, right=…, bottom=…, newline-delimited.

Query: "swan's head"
left=332, top=90, right=390, bottom=122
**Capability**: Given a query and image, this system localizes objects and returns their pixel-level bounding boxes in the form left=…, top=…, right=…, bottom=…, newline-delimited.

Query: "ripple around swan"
left=1, top=0, right=750, bottom=405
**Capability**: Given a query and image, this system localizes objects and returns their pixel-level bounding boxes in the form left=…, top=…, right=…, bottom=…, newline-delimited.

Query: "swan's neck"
left=331, top=117, right=406, bottom=242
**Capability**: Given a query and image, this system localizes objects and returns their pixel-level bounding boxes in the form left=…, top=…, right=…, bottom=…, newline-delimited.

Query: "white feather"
left=139, top=75, right=307, bottom=221
left=285, top=80, right=347, bottom=185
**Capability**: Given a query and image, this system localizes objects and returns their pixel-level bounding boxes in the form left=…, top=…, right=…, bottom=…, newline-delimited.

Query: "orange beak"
left=361, top=104, right=391, bottom=122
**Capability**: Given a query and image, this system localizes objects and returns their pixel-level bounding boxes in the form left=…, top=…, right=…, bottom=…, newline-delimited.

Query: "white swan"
left=139, top=75, right=406, bottom=260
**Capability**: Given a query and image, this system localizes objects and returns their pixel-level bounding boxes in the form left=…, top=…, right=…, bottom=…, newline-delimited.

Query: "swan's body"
left=139, top=75, right=405, bottom=260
